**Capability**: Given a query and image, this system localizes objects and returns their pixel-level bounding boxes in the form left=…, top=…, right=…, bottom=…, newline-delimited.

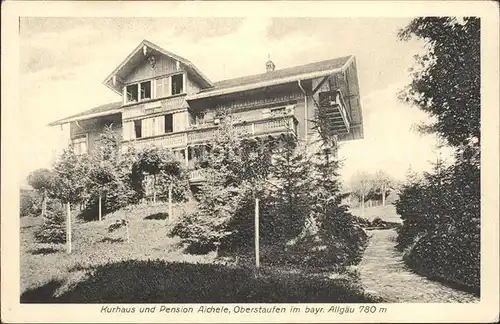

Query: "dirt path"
left=358, top=229, right=479, bottom=303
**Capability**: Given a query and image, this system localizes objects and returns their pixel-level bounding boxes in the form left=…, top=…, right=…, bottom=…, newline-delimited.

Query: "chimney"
left=265, top=54, right=275, bottom=72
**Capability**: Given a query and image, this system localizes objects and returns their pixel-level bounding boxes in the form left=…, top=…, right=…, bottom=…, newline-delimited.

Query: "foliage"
left=170, top=116, right=263, bottom=253
left=172, top=116, right=368, bottom=269
left=27, top=168, right=57, bottom=217
left=82, top=126, right=137, bottom=220
left=20, top=190, right=42, bottom=217
left=282, top=145, right=368, bottom=268
left=134, top=145, right=185, bottom=202
left=51, top=148, right=90, bottom=205
left=107, top=219, right=130, bottom=233
left=28, top=168, right=56, bottom=193
left=349, top=172, right=374, bottom=203
left=398, top=17, right=480, bottom=150
left=34, top=205, right=66, bottom=244
left=396, top=17, right=480, bottom=291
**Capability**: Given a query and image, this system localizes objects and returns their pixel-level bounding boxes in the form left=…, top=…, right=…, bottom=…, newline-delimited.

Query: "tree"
left=134, top=145, right=183, bottom=219
left=349, top=171, right=373, bottom=216
left=374, top=170, right=394, bottom=206
left=398, top=17, right=480, bottom=152
left=27, top=168, right=56, bottom=217
left=267, top=139, right=313, bottom=244
left=171, top=114, right=274, bottom=259
left=88, top=125, right=125, bottom=221
left=395, top=17, right=481, bottom=290
left=52, top=148, right=90, bottom=253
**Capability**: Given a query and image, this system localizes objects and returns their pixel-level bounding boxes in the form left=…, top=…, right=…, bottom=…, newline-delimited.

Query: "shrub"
left=20, top=190, right=42, bottom=217
left=34, top=206, right=66, bottom=244
left=395, top=159, right=480, bottom=292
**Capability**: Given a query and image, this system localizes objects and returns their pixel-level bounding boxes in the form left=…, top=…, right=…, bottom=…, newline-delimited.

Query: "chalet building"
left=49, top=40, right=364, bottom=183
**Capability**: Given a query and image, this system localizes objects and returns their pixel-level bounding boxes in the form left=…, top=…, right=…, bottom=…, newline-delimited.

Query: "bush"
left=395, top=159, right=480, bottom=292
left=34, top=206, right=66, bottom=244
left=20, top=190, right=42, bottom=217
left=403, top=228, right=480, bottom=290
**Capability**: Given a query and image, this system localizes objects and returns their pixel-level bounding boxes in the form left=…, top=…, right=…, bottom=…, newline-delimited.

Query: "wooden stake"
left=98, top=189, right=102, bottom=222
left=255, top=197, right=260, bottom=269
left=168, top=183, right=173, bottom=222
left=153, top=175, right=156, bottom=204
left=66, top=202, right=72, bottom=254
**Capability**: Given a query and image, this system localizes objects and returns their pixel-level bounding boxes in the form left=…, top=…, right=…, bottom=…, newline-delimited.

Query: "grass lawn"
left=20, top=202, right=382, bottom=303
left=349, top=205, right=402, bottom=223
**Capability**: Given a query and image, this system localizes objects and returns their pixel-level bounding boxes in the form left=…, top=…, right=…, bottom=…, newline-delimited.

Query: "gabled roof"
left=48, top=102, right=122, bottom=126
left=187, top=55, right=354, bottom=100
left=103, top=39, right=213, bottom=95
left=49, top=46, right=359, bottom=128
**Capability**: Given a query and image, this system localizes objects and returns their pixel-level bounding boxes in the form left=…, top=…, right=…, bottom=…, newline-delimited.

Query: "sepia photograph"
left=1, top=1, right=499, bottom=323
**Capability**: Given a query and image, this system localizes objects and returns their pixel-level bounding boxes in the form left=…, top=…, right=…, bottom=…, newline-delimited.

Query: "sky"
left=19, top=16, right=452, bottom=186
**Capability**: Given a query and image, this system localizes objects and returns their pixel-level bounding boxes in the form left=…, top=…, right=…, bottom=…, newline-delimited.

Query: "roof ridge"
left=213, top=55, right=353, bottom=85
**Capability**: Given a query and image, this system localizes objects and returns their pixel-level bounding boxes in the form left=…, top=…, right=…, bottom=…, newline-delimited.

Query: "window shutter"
left=123, top=121, right=134, bottom=140
left=142, top=118, right=150, bottom=137
left=151, top=117, right=157, bottom=136
left=155, top=79, right=163, bottom=98
left=157, top=115, right=165, bottom=135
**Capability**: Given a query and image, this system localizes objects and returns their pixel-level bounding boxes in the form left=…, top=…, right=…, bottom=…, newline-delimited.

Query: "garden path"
left=358, top=229, right=479, bottom=303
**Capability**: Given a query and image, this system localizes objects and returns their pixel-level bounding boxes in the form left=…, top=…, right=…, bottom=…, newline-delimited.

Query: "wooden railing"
left=128, top=115, right=298, bottom=150
left=189, top=169, right=206, bottom=182
left=336, top=90, right=350, bottom=131
left=187, top=115, right=297, bottom=145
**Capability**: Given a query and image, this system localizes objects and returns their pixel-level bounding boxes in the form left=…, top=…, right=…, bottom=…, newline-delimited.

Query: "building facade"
left=49, top=40, right=364, bottom=182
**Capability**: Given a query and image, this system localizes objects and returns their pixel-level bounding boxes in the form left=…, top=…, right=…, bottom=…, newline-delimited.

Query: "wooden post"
left=98, top=189, right=102, bottom=222
left=168, top=183, right=173, bottom=222
left=66, top=202, right=72, bottom=254
left=361, top=194, right=365, bottom=217
left=126, top=211, right=130, bottom=243
left=153, top=175, right=156, bottom=204
left=255, top=197, right=260, bottom=269
left=41, top=191, right=47, bottom=217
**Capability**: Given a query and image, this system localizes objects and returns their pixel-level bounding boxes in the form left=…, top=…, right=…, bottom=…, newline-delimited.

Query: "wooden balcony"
left=188, top=169, right=206, bottom=183
left=127, top=115, right=298, bottom=151
left=316, top=90, right=351, bottom=140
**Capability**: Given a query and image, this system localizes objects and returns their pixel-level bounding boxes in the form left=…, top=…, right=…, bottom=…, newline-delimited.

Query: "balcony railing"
left=127, top=115, right=298, bottom=151
left=189, top=169, right=206, bottom=182
left=316, top=89, right=351, bottom=137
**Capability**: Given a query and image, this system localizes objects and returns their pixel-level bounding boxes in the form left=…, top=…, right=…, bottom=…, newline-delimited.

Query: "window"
left=72, top=136, right=87, bottom=155
left=134, top=120, right=142, bottom=138
left=140, top=81, right=151, bottom=100
left=126, top=84, right=139, bottom=103
left=155, top=77, right=169, bottom=98
left=164, top=114, right=173, bottom=133
left=171, top=74, right=184, bottom=95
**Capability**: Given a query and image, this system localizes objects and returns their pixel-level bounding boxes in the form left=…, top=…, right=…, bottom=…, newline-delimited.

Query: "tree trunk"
left=168, top=183, right=173, bottom=222
left=382, top=185, right=386, bottom=206
left=41, top=191, right=47, bottom=217
left=152, top=175, right=156, bottom=204
left=255, top=197, right=260, bottom=269
left=125, top=210, right=130, bottom=243
left=361, top=193, right=365, bottom=217
left=66, top=202, right=72, bottom=254
left=98, top=189, right=102, bottom=222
